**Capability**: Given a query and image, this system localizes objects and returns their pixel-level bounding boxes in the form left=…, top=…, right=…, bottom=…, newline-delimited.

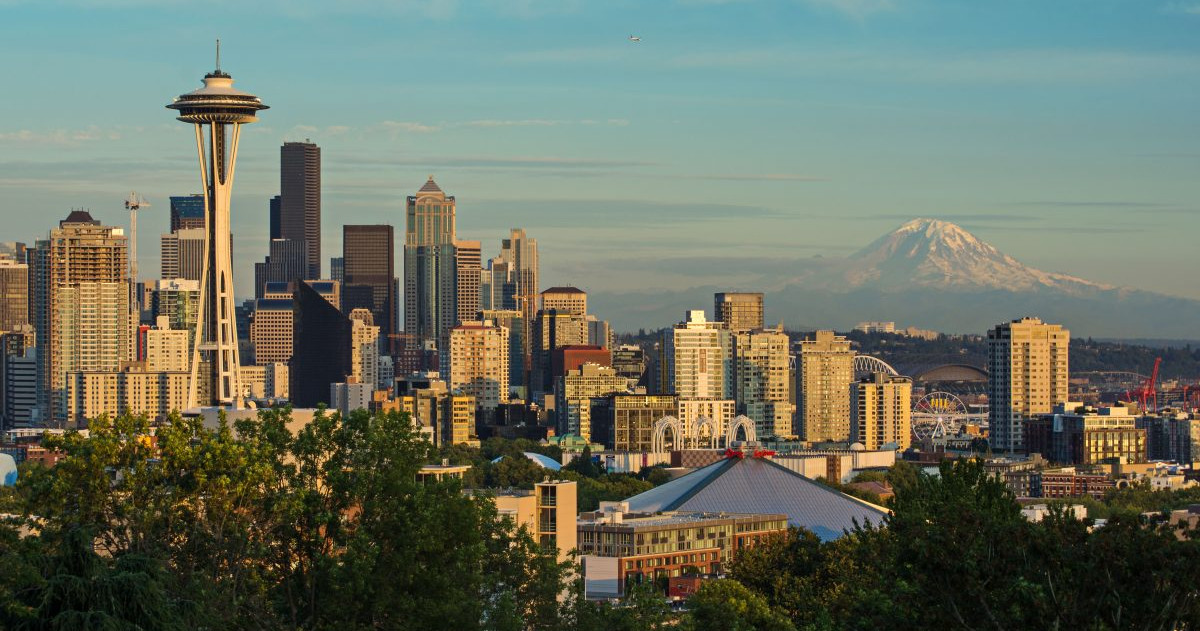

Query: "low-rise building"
left=577, top=505, right=787, bottom=594
left=1031, top=467, right=1114, bottom=500
left=1025, top=403, right=1145, bottom=465
left=479, top=480, right=577, bottom=563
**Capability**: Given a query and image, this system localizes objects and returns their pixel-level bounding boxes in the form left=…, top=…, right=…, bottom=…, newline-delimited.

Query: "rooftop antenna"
left=215, top=39, right=221, bottom=72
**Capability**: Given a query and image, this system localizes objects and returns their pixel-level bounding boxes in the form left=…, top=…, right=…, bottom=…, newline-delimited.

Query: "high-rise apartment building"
left=851, top=372, right=912, bottom=450
left=150, top=278, right=200, bottom=336
left=481, top=308, right=526, bottom=400
left=349, top=308, right=380, bottom=389
left=160, top=228, right=204, bottom=281
left=454, top=240, right=481, bottom=327
left=447, top=320, right=509, bottom=410
left=665, top=311, right=731, bottom=401
left=342, top=225, right=396, bottom=338
left=404, top=177, right=457, bottom=345
left=1, top=332, right=36, bottom=430
left=732, top=327, right=794, bottom=438
left=558, top=363, right=628, bottom=441
left=541, top=286, right=588, bottom=315
left=714, top=292, right=764, bottom=332
left=168, top=195, right=205, bottom=233
left=988, top=317, right=1069, bottom=452
left=0, top=255, right=29, bottom=332
left=795, top=330, right=854, bottom=442
left=279, top=141, right=321, bottom=279
left=144, top=316, right=190, bottom=373
left=30, top=211, right=130, bottom=424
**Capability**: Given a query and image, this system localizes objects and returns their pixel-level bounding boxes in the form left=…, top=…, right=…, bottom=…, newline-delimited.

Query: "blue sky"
left=1, top=0, right=1198, bottom=306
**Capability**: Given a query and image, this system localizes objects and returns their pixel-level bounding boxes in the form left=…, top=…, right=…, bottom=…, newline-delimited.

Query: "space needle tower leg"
left=168, top=44, right=268, bottom=410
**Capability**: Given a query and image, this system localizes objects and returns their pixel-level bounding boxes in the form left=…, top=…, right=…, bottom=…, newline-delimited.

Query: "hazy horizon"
left=2, top=0, right=1198, bottom=314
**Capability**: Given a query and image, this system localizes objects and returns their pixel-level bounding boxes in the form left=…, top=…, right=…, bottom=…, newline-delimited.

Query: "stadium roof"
left=620, top=456, right=888, bottom=541
left=491, top=452, right=562, bottom=471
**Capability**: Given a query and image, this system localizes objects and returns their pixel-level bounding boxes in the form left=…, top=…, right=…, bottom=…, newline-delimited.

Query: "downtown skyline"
left=1, top=0, right=1198, bottom=314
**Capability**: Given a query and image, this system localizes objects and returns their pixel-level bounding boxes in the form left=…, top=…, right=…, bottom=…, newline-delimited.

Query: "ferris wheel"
left=912, top=391, right=978, bottom=440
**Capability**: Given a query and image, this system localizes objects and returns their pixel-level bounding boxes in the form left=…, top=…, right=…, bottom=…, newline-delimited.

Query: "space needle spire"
left=167, top=43, right=268, bottom=409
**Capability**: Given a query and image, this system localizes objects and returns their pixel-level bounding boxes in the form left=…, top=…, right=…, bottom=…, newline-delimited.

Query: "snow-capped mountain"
left=840, top=218, right=1109, bottom=293
left=589, top=218, right=1200, bottom=337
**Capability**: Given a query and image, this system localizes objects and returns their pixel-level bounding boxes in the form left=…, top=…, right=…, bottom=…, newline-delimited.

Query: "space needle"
left=167, top=42, right=267, bottom=409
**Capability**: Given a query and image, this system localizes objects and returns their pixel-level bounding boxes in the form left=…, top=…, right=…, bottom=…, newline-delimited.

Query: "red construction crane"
left=1127, top=357, right=1162, bottom=414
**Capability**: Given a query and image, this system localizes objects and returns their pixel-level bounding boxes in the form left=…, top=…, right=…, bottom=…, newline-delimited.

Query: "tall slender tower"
left=166, top=46, right=268, bottom=408
left=280, top=141, right=321, bottom=278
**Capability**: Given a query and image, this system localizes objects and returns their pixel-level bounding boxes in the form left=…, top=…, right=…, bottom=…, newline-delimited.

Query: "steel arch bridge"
left=854, top=355, right=899, bottom=378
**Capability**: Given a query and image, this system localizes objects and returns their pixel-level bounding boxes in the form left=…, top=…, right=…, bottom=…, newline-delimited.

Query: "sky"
left=1, top=0, right=1198, bottom=310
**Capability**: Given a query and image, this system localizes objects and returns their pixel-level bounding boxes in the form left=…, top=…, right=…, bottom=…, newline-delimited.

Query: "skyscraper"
left=404, top=177, right=457, bottom=344
left=253, top=239, right=307, bottom=299
left=714, top=292, right=764, bottom=332
left=167, top=56, right=267, bottom=408
left=481, top=258, right=517, bottom=311
left=160, top=228, right=205, bottom=281
left=497, top=229, right=537, bottom=387
left=30, top=211, right=130, bottom=424
left=349, top=308, right=380, bottom=389
left=280, top=141, right=321, bottom=279
left=557, top=363, right=627, bottom=441
left=343, top=225, right=396, bottom=339
left=168, top=195, right=205, bottom=233
left=988, top=317, right=1069, bottom=453
left=499, top=228, right=538, bottom=322
left=732, top=327, right=794, bottom=438
left=290, top=281, right=351, bottom=408
left=796, top=330, right=854, bottom=442
left=447, top=320, right=509, bottom=410
left=268, top=195, right=282, bottom=240
left=665, top=310, right=731, bottom=400
left=0, top=254, right=29, bottom=332
left=454, top=239, right=481, bottom=326
left=851, top=372, right=912, bottom=450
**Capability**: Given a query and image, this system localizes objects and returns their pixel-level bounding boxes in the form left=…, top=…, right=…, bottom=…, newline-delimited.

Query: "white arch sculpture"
left=652, top=416, right=682, bottom=454
left=726, top=414, right=757, bottom=445
left=693, top=416, right=719, bottom=450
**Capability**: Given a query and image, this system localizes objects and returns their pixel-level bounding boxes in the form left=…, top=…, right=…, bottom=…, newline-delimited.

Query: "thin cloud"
left=379, top=120, right=442, bottom=134
left=665, top=48, right=1200, bottom=84
left=0, top=127, right=120, bottom=145
left=684, top=173, right=829, bottom=182
left=802, top=0, right=896, bottom=18
left=1012, top=201, right=1174, bottom=209
left=1164, top=2, right=1200, bottom=15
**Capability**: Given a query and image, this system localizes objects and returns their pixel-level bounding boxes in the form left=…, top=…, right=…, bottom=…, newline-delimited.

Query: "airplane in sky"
left=628, top=35, right=641, bottom=42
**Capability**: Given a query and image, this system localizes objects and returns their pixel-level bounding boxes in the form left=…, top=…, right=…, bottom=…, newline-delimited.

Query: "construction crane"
left=124, top=192, right=149, bottom=315
left=1126, top=357, right=1162, bottom=414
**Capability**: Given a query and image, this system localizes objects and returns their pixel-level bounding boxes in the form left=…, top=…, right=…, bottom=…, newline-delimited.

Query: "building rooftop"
left=619, top=455, right=889, bottom=541
left=578, top=510, right=787, bottom=530
left=418, top=176, right=443, bottom=194
left=61, top=210, right=99, bottom=226
left=542, top=286, right=586, bottom=294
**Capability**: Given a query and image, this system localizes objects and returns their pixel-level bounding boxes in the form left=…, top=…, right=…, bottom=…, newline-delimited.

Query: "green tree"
left=683, top=579, right=795, bottom=631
